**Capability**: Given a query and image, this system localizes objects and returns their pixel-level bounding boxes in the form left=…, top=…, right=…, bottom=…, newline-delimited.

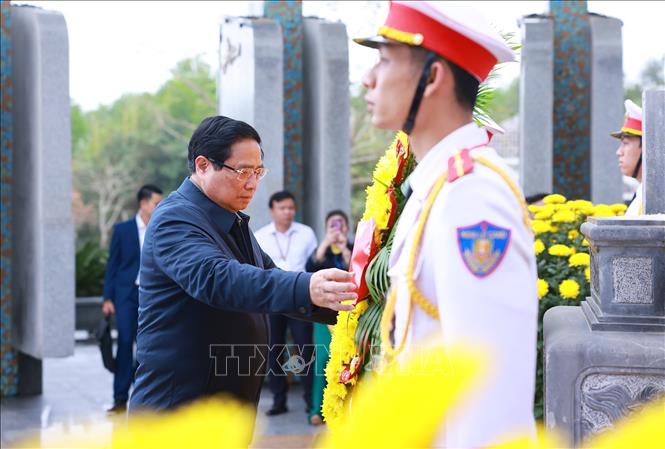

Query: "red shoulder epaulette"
left=447, top=148, right=474, bottom=183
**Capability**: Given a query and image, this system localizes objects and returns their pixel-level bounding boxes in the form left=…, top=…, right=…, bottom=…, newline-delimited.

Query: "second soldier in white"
left=356, top=2, right=538, bottom=446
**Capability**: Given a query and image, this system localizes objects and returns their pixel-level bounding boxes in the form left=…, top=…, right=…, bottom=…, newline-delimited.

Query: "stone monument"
left=218, top=3, right=351, bottom=235
left=543, top=89, right=665, bottom=446
left=519, top=1, right=623, bottom=204
left=1, top=0, right=18, bottom=397
left=1, top=4, right=75, bottom=396
left=218, top=16, right=285, bottom=229
left=302, top=17, right=350, bottom=238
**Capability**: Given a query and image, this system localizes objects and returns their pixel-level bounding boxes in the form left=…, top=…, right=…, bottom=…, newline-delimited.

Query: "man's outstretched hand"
left=309, top=269, right=357, bottom=312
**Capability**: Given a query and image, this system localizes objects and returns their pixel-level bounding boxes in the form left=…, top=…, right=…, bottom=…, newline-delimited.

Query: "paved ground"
left=1, top=344, right=325, bottom=448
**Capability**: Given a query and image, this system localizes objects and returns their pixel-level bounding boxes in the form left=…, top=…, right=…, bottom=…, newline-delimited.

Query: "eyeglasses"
left=207, top=158, right=269, bottom=181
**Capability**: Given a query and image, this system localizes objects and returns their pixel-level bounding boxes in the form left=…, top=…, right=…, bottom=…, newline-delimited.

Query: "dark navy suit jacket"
left=129, top=179, right=333, bottom=413
left=103, top=218, right=140, bottom=306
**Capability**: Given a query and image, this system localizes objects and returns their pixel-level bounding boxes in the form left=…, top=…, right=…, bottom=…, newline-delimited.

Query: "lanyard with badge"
left=273, top=232, right=292, bottom=271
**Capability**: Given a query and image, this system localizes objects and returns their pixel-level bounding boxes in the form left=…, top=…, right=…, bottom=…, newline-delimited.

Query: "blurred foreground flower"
left=18, top=397, right=257, bottom=449
left=15, top=347, right=664, bottom=449
left=318, top=345, right=484, bottom=448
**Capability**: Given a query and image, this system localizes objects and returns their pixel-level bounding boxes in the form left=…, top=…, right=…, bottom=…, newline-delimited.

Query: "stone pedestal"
left=544, top=216, right=665, bottom=447
left=544, top=306, right=664, bottom=445
left=11, top=5, right=74, bottom=360
left=218, top=17, right=284, bottom=229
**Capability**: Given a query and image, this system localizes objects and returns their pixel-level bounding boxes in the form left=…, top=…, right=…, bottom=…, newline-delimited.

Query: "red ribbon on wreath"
left=348, top=218, right=377, bottom=304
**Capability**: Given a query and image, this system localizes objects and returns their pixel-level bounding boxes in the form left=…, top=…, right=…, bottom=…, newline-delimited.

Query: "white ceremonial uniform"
left=388, top=123, right=538, bottom=448
left=254, top=221, right=318, bottom=272
left=625, top=183, right=643, bottom=216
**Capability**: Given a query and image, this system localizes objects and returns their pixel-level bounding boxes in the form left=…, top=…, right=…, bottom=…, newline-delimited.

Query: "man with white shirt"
left=102, top=184, right=163, bottom=413
left=254, top=190, right=318, bottom=416
left=356, top=2, right=538, bottom=447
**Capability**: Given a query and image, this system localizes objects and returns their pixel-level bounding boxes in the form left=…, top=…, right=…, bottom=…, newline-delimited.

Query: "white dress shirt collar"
left=136, top=213, right=147, bottom=232
left=268, top=221, right=298, bottom=236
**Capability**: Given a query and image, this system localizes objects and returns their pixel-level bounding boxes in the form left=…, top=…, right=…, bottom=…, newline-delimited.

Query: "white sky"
left=15, top=0, right=665, bottom=111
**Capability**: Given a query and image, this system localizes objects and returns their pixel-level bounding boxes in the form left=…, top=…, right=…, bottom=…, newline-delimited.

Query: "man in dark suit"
left=102, top=184, right=163, bottom=413
left=128, top=116, right=356, bottom=441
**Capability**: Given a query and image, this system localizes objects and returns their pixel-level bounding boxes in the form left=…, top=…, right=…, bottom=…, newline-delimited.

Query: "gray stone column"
left=302, top=18, right=350, bottom=238
left=642, top=89, right=665, bottom=214
left=11, top=6, right=74, bottom=361
left=589, top=15, right=623, bottom=204
left=218, top=17, right=284, bottom=229
left=518, top=15, right=553, bottom=197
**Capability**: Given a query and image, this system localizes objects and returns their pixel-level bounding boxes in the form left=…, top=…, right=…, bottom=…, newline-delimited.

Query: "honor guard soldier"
left=611, top=99, right=644, bottom=216
left=356, top=2, right=538, bottom=446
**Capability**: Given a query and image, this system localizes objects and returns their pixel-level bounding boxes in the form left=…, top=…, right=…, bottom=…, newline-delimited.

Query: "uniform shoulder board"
left=447, top=148, right=474, bottom=183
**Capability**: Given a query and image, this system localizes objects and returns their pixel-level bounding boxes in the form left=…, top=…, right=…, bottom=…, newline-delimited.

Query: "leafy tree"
left=72, top=56, right=216, bottom=247
left=349, top=86, right=395, bottom=225
left=486, top=77, right=519, bottom=124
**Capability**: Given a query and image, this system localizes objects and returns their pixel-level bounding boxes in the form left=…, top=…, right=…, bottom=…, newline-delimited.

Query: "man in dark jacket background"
left=102, top=184, right=162, bottom=413
left=128, top=117, right=356, bottom=435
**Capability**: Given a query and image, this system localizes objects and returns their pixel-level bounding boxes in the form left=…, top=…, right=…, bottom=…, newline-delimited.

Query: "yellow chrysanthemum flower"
left=534, top=210, right=553, bottom=220
left=611, top=203, right=628, bottom=215
left=532, top=220, right=550, bottom=235
left=549, top=244, right=574, bottom=257
left=323, top=300, right=369, bottom=428
left=552, top=209, right=576, bottom=223
left=582, top=238, right=590, bottom=247
left=362, top=184, right=392, bottom=239
left=593, top=204, right=615, bottom=217
left=585, top=266, right=591, bottom=282
left=527, top=204, right=543, bottom=213
left=543, top=193, right=566, bottom=204
left=372, top=149, right=398, bottom=187
left=534, top=239, right=545, bottom=255
left=569, top=252, right=590, bottom=267
left=567, top=199, right=594, bottom=211
left=559, top=279, right=580, bottom=300
left=568, top=229, right=579, bottom=240
left=537, top=278, right=549, bottom=299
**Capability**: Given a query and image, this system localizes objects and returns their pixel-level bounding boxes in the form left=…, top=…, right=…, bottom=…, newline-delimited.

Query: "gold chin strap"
left=380, top=152, right=531, bottom=358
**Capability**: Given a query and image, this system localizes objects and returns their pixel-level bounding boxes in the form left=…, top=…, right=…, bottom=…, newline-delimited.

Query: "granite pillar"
left=302, top=18, right=351, bottom=238
left=1, top=0, right=18, bottom=397
left=589, top=15, right=623, bottom=204
left=264, top=1, right=305, bottom=222
left=218, top=17, right=284, bottom=229
left=550, top=1, right=591, bottom=200
left=518, top=15, right=554, bottom=198
left=10, top=6, right=75, bottom=360
left=642, top=89, right=665, bottom=215
left=520, top=4, right=625, bottom=203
